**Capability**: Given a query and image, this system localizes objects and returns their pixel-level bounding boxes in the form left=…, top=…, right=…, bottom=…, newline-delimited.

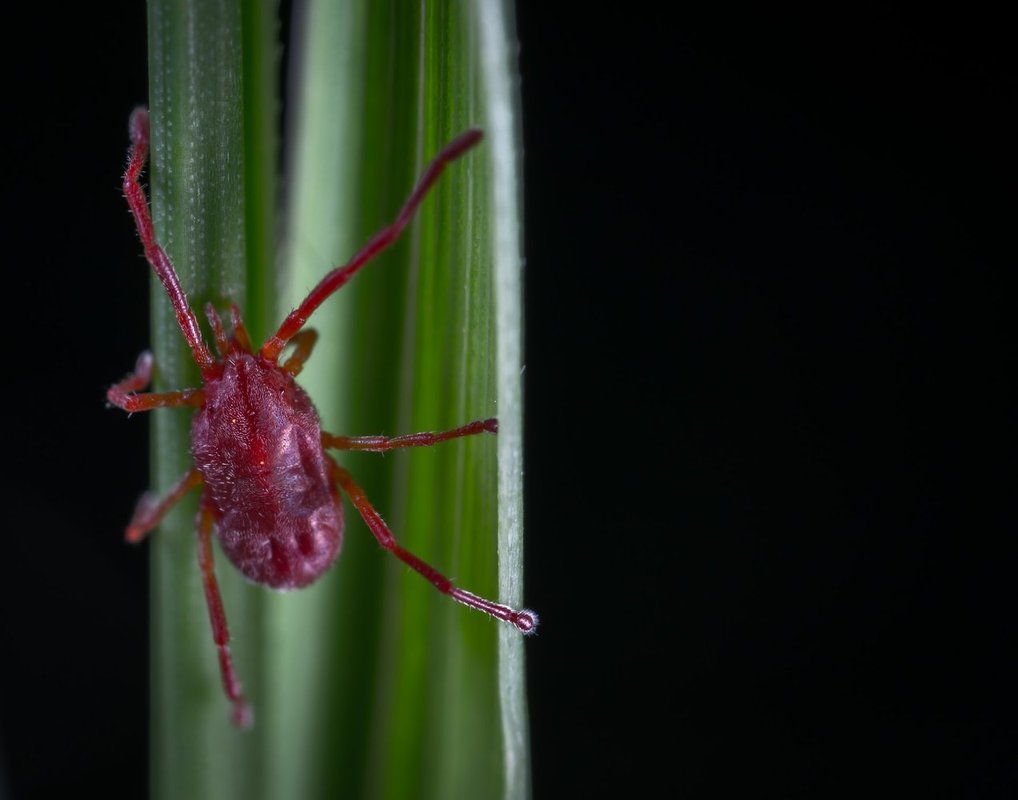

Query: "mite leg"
left=229, top=304, right=254, bottom=353
left=331, top=462, right=537, bottom=634
left=196, top=496, right=253, bottom=728
left=107, top=351, right=205, bottom=412
left=323, top=418, right=496, bottom=452
left=281, top=330, right=319, bottom=377
left=204, top=304, right=230, bottom=358
left=123, top=109, right=216, bottom=374
left=125, top=468, right=203, bottom=543
left=260, top=129, right=484, bottom=361
left=206, top=302, right=255, bottom=355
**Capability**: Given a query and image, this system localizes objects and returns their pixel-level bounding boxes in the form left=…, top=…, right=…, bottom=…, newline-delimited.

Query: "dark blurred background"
left=2, top=4, right=1015, bottom=797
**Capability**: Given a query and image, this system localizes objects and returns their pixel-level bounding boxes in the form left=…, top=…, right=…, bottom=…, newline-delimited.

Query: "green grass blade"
left=279, top=1, right=529, bottom=798
left=145, top=1, right=277, bottom=798
left=477, top=3, right=532, bottom=797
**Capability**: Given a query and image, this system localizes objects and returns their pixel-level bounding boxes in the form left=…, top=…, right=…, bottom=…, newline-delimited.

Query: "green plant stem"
left=476, top=2, right=532, bottom=796
left=146, top=1, right=277, bottom=798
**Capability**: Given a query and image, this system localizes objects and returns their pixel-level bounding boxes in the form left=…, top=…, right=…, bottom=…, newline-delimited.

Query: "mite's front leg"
left=107, top=351, right=205, bottom=412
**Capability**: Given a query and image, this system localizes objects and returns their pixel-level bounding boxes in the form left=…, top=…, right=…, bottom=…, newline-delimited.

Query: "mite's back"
left=191, top=353, right=343, bottom=589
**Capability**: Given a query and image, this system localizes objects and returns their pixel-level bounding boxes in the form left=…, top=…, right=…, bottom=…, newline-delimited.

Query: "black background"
left=2, top=4, right=1015, bottom=798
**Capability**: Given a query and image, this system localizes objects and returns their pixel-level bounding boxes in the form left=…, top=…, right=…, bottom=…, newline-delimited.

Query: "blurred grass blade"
left=145, top=1, right=277, bottom=798
left=280, top=1, right=529, bottom=798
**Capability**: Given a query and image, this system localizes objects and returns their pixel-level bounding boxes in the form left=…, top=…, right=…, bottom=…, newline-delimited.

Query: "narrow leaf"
left=279, top=1, right=530, bottom=798
left=145, top=1, right=277, bottom=798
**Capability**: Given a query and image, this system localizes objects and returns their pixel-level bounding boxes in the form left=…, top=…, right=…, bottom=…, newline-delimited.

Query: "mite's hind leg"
left=330, top=461, right=537, bottom=634
left=125, top=468, right=203, bottom=543
left=322, top=418, right=496, bottom=452
left=107, top=351, right=205, bottom=412
left=196, top=495, right=252, bottom=728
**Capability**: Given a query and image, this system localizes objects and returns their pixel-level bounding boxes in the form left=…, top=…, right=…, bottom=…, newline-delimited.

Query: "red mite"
left=109, top=107, right=537, bottom=727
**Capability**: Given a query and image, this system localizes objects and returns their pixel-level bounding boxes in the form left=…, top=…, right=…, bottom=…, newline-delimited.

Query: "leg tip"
left=129, top=107, right=149, bottom=146
left=513, top=609, right=539, bottom=635
left=125, top=492, right=158, bottom=543
left=231, top=699, right=254, bottom=729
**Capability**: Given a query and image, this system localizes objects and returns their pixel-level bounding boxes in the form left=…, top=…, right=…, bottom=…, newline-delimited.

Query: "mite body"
left=192, top=351, right=342, bottom=590
left=109, top=107, right=536, bottom=727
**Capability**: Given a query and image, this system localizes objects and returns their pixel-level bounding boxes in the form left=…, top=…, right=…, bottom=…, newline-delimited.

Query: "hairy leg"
left=322, top=418, right=496, bottom=452
left=260, top=129, right=484, bottom=361
left=196, top=496, right=252, bottom=728
left=107, top=351, right=205, bottom=412
left=123, top=108, right=216, bottom=374
left=331, top=460, right=536, bottom=634
left=124, top=468, right=203, bottom=543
